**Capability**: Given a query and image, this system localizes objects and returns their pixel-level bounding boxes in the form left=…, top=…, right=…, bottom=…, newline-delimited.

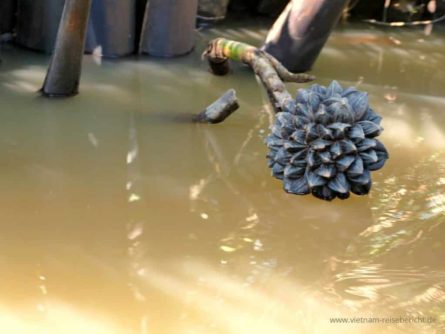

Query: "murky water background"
left=0, top=19, right=444, bottom=334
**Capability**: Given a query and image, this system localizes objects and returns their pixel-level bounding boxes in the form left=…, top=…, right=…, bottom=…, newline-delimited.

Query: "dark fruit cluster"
left=266, top=81, right=389, bottom=201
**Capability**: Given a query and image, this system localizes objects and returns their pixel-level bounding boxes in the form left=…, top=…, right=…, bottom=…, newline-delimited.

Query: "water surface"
left=0, top=19, right=444, bottom=334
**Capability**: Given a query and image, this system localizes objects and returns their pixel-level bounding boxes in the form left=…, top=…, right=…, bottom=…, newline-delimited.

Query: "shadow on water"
left=148, top=110, right=197, bottom=124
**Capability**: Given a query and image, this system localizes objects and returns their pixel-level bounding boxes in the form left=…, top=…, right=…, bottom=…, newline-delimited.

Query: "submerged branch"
left=194, top=89, right=239, bottom=124
left=202, top=38, right=315, bottom=113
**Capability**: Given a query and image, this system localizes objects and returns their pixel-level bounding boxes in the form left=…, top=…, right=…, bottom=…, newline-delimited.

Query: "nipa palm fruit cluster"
left=266, top=81, right=389, bottom=201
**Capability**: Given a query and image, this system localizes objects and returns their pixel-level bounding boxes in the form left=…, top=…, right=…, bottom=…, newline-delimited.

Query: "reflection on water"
left=326, top=153, right=445, bottom=332
left=0, top=19, right=444, bottom=333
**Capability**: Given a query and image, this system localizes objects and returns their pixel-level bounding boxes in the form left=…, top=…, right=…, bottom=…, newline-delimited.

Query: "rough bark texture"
left=41, top=0, right=92, bottom=97
left=203, top=38, right=314, bottom=113
left=194, top=89, right=239, bottom=123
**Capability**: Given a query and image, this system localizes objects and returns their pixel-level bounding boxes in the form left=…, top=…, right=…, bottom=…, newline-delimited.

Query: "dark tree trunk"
left=0, top=0, right=16, bottom=34
left=140, top=0, right=198, bottom=57
left=16, top=0, right=64, bottom=53
left=85, top=0, right=137, bottom=57
left=41, top=0, right=92, bottom=97
left=135, top=0, right=148, bottom=52
left=263, top=0, right=349, bottom=72
left=17, top=0, right=137, bottom=57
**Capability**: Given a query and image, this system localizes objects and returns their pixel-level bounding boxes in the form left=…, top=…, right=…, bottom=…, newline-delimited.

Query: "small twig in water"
left=194, top=89, right=240, bottom=124
left=365, top=14, right=445, bottom=26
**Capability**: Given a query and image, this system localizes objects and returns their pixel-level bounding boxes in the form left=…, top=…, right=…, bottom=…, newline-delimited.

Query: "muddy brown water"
left=0, top=19, right=444, bottom=334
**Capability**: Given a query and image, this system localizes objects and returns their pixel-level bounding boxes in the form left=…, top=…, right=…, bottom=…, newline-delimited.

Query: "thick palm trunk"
left=41, top=0, right=92, bottom=97
left=85, top=0, right=137, bottom=57
left=140, top=0, right=198, bottom=57
left=0, top=0, right=16, bottom=34
left=16, top=0, right=65, bottom=53
left=263, top=0, right=348, bottom=72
